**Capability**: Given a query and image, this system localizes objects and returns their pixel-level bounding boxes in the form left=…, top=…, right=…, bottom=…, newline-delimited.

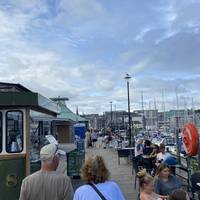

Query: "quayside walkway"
left=85, top=147, right=138, bottom=200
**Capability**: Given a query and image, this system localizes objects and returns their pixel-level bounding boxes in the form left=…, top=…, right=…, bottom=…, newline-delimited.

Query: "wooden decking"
left=86, top=147, right=138, bottom=200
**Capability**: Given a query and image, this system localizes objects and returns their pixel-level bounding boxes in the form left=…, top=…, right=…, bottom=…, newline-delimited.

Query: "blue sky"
left=0, top=0, right=200, bottom=114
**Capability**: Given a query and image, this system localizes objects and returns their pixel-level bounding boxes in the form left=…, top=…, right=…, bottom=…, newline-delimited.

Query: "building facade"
left=82, top=108, right=200, bottom=133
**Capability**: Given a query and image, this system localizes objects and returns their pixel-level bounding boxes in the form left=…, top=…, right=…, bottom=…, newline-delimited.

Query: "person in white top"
left=134, top=139, right=144, bottom=166
left=73, top=155, right=125, bottom=200
left=91, top=130, right=98, bottom=148
left=135, top=139, right=143, bottom=157
left=156, top=144, right=170, bottom=166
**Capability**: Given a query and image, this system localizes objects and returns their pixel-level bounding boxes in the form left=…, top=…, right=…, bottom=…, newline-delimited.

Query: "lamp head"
left=124, top=73, right=131, bottom=80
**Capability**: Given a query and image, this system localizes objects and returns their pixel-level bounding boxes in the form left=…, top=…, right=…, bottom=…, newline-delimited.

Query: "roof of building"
left=54, top=100, right=88, bottom=122
left=0, top=82, right=32, bottom=92
left=0, top=82, right=59, bottom=116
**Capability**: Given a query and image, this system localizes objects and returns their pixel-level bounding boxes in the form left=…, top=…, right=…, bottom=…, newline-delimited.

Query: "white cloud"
left=130, top=58, right=151, bottom=75
left=96, top=80, right=114, bottom=91
left=0, top=0, right=200, bottom=114
left=134, top=26, right=156, bottom=42
left=59, top=0, right=106, bottom=23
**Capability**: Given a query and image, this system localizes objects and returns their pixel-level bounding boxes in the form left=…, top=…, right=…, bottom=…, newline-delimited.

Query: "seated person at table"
left=154, top=163, right=182, bottom=196
left=149, top=144, right=159, bottom=175
left=149, top=144, right=159, bottom=162
left=135, top=139, right=143, bottom=165
left=162, top=155, right=178, bottom=175
left=143, top=140, right=153, bottom=156
left=135, top=139, right=143, bottom=156
left=163, top=156, right=178, bottom=166
left=156, top=144, right=170, bottom=166
left=142, top=140, right=154, bottom=172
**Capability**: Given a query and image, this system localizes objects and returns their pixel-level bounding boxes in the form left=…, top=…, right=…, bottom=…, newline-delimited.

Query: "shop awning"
left=0, top=92, right=60, bottom=116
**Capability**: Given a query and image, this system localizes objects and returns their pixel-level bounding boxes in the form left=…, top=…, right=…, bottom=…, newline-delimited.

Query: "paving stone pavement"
left=85, top=147, right=139, bottom=200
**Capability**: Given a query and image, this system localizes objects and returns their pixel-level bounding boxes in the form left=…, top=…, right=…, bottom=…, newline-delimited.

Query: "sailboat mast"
left=162, top=89, right=166, bottom=132
left=184, top=97, right=188, bottom=124
left=175, top=86, right=180, bottom=164
left=192, top=97, right=195, bottom=124
left=141, top=91, right=146, bottom=131
left=154, top=98, right=158, bottom=131
left=175, top=86, right=179, bottom=129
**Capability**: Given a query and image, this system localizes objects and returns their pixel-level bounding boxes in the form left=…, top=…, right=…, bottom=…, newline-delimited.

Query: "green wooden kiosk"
left=0, top=82, right=59, bottom=200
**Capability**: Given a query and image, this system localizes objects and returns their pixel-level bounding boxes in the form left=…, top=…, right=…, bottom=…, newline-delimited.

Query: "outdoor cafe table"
left=117, top=147, right=134, bottom=165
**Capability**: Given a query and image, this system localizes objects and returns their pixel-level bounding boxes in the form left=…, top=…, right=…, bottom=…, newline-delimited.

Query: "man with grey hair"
left=19, top=143, right=74, bottom=200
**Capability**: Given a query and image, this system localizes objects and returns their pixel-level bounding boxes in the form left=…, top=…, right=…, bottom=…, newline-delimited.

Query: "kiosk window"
left=0, top=112, right=2, bottom=153
left=6, top=111, right=23, bottom=153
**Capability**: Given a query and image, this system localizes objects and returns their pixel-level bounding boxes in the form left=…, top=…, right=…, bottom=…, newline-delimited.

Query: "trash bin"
left=66, top=149, right=85, bottom=178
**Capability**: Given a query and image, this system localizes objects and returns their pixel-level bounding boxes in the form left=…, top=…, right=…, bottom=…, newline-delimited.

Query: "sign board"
left=74, top=124, right=86, bottom=139
left=67, top=149, right=85, bottom=177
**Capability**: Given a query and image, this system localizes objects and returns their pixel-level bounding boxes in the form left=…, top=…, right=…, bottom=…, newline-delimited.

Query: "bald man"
left=19, top=144, right=74, bottom=200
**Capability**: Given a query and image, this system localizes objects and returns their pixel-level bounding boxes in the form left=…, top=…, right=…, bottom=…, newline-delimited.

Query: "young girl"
left=154, top=163, right=182, bottom=196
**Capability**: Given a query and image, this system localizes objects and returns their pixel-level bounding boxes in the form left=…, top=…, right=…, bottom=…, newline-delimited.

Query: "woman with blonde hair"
left=73, top=155, right=125, bottom=200
left=137, top=169, right=168, bottom=200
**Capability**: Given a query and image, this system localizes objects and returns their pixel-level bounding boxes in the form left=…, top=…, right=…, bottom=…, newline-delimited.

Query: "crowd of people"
left=138, top=168, right=189, bottom=200
left=85, top=128, right=114, bottom=149
left=19, top=133, right=189, bottom=200
left=134, top=139, right=187, bottom=200
left=135, top=139, right=178, bottom=176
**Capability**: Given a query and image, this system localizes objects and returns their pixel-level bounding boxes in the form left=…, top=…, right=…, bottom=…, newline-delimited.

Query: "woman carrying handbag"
left=73, top=155, right=125, bottom=200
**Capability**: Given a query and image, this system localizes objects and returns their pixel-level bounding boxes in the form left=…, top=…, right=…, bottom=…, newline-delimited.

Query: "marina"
left=1, top=82, right=200, bottom=200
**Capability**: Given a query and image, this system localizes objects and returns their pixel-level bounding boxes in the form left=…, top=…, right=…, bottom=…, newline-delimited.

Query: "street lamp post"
left=110, top=101, right=113, bottom=130
left=124, top=73, right=133, bottom=147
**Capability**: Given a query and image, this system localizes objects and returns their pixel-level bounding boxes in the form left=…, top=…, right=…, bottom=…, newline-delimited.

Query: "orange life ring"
left=181, top=123, right=199, bottom=156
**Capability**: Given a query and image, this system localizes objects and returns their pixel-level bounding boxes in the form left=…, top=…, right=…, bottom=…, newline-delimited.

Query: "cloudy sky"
left=0, top=0, right=200, bottom=114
